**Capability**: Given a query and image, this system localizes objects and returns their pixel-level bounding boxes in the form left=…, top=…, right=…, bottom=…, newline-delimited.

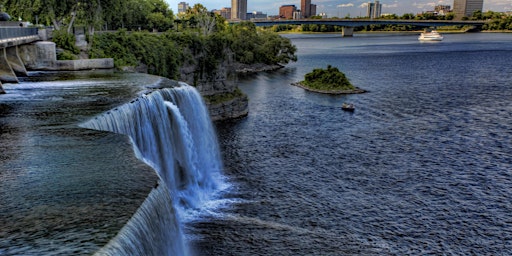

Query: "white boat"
left=418, top=30, right=443, bottom=41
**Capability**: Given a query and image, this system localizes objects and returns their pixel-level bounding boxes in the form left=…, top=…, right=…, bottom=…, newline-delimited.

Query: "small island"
left=292, top=65, right=366, bottom=94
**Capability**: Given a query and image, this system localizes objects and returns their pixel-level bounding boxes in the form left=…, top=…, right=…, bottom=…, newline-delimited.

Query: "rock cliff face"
left=178, top=49, right=248, bottom=122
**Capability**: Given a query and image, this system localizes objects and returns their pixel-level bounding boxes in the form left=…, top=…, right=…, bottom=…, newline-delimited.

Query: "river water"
left=191, top=33, right=512, bottom=255
left=1, top=32, right=511, bottom=255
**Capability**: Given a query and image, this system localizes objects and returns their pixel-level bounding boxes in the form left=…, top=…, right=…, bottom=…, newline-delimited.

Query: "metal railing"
left=0, top=27, right=39, bottom=40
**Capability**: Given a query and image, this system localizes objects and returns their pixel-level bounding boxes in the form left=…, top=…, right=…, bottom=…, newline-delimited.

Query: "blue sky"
left=165, top=0, right=511, bottom=17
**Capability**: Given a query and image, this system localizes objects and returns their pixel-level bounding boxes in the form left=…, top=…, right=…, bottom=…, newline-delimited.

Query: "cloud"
left=413, top=2, right=436, bottom=9
left=338, top=3, right=355, bottom=8
left=383, top=4, right=398, bottom=8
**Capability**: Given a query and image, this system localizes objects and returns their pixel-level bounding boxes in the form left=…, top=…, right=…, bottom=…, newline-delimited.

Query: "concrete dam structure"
left=0, top=26, right=113, bottom=93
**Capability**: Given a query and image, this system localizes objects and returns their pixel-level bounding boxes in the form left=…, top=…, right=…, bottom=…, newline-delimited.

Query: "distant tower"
left=231, top=0, right=248, bottom=20
left=301, top=0, right=311, bottom=18
left=453, top=0, right=483, bottom=18
left=366, top=0, right=382, bottom=19
left=177, top=2, right=189, bottom=14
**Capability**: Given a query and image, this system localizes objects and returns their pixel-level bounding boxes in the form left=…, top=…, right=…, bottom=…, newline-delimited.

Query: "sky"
left=165, top=0, right=512, bottom=17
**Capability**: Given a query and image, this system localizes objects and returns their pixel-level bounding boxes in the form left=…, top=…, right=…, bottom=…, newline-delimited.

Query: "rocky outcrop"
left=179, top=49, right=248, bottom=121
left=207, top=96, right=248, bottom=122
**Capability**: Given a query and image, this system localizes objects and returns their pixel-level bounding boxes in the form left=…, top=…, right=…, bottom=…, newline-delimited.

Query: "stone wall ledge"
left=36, top=58, right=115, bottom=71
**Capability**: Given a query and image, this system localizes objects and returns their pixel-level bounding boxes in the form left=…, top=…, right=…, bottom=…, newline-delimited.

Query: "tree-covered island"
left=293, top=65, right=366, bottom=94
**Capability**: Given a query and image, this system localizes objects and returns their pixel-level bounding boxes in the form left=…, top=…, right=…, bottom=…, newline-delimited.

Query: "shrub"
left=52, top=30, right=80, bottom=54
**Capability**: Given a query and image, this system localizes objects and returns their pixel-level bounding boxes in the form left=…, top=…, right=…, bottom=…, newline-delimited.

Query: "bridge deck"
left=247, top=19, right=486, bottom=28
left=0, top=27, right=40, bottom=48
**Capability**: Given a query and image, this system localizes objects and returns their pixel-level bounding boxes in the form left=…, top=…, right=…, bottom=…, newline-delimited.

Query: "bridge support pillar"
left=0, top=48, right=19, bottom=84
left=6, top=46, right=28, bottom=77
left=342, top=27, right=354, bottom=37
left=18, top=41, right=57, bottom=70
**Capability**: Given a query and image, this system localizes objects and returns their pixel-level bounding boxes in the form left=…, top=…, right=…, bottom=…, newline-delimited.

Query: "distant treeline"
left=1, top=0, right=174, bottom=32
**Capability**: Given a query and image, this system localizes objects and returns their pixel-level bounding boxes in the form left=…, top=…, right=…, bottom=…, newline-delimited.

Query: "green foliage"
left=52, top=29, right=80, bottom=54
left=1, top=0, right=173, bottom=32
left=90, top=30, right=180, bottom=78
left=481, top=11, right=512, bottom=30
left=229, top=22, right=297, bottom=65
left=302, top=65, right=354, bottom=91
left=57, top=50, right=78, bottom=60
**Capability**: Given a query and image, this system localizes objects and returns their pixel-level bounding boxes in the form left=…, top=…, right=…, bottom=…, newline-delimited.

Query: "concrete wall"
left=0, top=40, right=113, bottom=88
left=18, top=41, right=113, bottom=71
left=53, top=58, right=114, bottom=71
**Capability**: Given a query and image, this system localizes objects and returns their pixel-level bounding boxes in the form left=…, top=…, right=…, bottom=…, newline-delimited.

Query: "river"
left=190, top=32, right=512, bottom=255
left=1, top=32, right=511, bottom=255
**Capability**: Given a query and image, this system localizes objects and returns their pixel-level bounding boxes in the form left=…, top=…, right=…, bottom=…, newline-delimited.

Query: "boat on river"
left=342, top=103, right=355, bottom=112
left=418, top=30, right=443, bottom=41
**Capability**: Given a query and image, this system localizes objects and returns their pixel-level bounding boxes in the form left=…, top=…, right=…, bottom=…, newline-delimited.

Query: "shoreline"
left=291, top=81, right=367, bottom=95
left=235, top=63, right=284, bottom=73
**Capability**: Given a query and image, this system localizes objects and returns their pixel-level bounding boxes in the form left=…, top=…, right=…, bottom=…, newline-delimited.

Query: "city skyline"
left=165, top=0, right=511, bottom=17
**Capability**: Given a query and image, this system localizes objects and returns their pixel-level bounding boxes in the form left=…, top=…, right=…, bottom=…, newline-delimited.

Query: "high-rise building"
left=178, top=2, right=189, bottom=14
left=280, top=5, right=297, bottom=19
left=214, top=7, right=232, bottom=20
left=453, top=0, right=483, bottom=18
left=301, top=0, right=311, bottom=18
left=231, top=0, right=248, bottom=20
left=310, top=4, right=317, bottom=17
left=366, top=1, right=382, bottom=19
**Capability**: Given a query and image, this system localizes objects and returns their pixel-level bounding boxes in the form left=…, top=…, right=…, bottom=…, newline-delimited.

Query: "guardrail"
left=0, top=27, right=39, bottom=40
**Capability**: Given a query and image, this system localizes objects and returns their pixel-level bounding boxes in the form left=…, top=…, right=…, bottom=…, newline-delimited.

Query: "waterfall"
left=80, top=83, right=225, bottom=255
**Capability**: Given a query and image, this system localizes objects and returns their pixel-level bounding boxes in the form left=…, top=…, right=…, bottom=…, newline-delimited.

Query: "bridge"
left=250, top=19, right=486, bottom=37
left=0, top=26, right=41, bottom=92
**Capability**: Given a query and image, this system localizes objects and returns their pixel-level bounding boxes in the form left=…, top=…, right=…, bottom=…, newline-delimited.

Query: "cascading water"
left=80, top=83, right=226, bottom=255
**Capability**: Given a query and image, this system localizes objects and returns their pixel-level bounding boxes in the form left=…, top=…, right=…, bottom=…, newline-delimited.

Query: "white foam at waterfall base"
left=81, top=84, right=229, bottom=255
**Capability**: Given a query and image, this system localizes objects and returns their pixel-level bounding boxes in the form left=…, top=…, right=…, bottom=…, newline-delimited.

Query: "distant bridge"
left=245, top=19, right=486, bottom=37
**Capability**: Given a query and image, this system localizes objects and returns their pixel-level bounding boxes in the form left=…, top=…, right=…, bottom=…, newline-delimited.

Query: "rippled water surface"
left=190, top=33, right=512, bottom=255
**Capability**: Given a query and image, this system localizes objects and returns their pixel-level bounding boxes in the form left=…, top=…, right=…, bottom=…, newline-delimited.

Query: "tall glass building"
left=366, top=1, right=382, bottom=19
left=453, top=0, right=484, bottom=18
left=231, top=0, right=247, bottom=20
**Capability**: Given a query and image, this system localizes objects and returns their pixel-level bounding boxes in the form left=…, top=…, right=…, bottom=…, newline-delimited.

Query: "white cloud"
left=383, top=4, right=398, bottom=8
left=338, top=3, right=355, bottom=8
left=413, top=2, right=436, bottom=9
